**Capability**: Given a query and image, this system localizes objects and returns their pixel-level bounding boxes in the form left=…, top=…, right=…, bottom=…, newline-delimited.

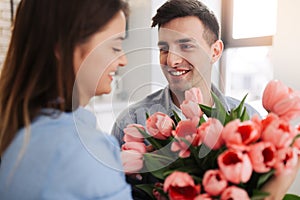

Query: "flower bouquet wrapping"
left=120, top=80, right=300, bottom=200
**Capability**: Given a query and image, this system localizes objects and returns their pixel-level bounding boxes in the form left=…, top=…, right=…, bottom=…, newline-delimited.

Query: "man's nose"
left=167, top=51, right=183, bottom=67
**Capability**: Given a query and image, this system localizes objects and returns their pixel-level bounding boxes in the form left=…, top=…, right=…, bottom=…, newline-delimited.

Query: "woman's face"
left=73, top=10, right=127, bottom=105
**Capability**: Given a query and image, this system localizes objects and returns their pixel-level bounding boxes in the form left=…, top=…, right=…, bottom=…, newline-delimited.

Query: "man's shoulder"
left=112, top=88, right=170, bottom=142
left=133, top=88, right=166, bottom=106
left=224, top=96, right=261, bottom=117
left=113, top=87, right=170, bottom=129
left=124, top=87, right=169, bottom=113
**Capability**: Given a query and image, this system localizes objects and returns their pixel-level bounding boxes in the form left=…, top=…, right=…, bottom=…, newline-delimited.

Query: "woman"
left=0, top=0, right=132, bottom=199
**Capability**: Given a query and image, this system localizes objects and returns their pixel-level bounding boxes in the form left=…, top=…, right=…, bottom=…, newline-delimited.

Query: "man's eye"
left=159, top=46, right=169, bottom=52
left=180, top=44, right=194, bottom=50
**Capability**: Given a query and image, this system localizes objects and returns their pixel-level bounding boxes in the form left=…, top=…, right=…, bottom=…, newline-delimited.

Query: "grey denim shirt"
left=111, top=84, right=260, bottom=146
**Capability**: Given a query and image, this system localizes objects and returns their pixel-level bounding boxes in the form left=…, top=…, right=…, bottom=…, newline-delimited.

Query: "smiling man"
left=111, top=1, right=300, bottom=199
left=112, top=0, right=259, bottom=146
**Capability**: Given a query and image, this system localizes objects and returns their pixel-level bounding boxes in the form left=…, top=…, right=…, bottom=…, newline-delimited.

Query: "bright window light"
left=233, top=0, right=278, bottom=39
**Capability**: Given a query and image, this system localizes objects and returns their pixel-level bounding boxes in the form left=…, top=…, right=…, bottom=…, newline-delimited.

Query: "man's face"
left=158, top=16, right=214, bottom=93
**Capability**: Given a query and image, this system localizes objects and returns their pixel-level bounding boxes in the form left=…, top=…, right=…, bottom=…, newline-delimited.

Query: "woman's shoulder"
left=0, top=108, right=131, bottom=199
left=37, top=108, right=122, bottom=165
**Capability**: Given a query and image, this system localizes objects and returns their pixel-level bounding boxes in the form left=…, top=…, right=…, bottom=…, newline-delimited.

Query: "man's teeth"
left=109, top=72, right=115, bottom=76
left=170, top=70, right=188, bottom=76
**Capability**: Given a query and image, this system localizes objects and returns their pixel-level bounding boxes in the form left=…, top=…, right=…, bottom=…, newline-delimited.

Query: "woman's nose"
left=118, top=53, right=127, bottom=67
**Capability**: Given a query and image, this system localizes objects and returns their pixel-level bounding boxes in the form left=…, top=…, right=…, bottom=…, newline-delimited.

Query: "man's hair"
left=152, top=0, right=220, bottom=46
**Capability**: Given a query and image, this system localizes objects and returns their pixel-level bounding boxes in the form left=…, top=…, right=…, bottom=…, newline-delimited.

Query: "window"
left=220, top=0, right=278, bottom=102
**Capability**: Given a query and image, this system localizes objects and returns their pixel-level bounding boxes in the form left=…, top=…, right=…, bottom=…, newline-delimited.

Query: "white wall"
left=150, top=0, right=168, bottom=93
left=117, top=0, right=153, bottom=102
left=272, top=0, right=300, bottom=194
left=272, top=0, right=300, bottom=91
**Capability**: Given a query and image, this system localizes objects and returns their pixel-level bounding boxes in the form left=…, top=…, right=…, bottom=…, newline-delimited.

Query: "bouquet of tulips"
left=120, top=80, right=300, bottom=200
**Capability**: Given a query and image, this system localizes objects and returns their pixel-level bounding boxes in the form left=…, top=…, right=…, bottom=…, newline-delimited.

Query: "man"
left=112, top=1, right=299, bottom=199
left=112, top=0, right=259, bottom=145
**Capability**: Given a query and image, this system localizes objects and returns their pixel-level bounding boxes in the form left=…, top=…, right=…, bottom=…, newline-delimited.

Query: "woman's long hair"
left=0, top=0, right=128, bottom=155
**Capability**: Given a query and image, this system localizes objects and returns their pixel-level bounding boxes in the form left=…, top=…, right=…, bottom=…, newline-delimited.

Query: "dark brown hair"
left=0, top=0, right=129, bottom=154
left=152, top=0, right=220, bottom=46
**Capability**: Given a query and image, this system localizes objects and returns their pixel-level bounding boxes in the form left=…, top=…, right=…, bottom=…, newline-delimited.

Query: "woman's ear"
left=54, top=44, right=61, bottom=61
left=210, top=39, right=224, bottom=64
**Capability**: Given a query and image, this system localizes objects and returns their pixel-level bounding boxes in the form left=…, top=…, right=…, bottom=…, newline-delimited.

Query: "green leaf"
left=199, top=104, right=213, bottom=117
left=240, top=106, right=250, bottom=121
left=135, top=184, right=156, bottom=199
left=150, top=167, right=168, bottom=180
left=163, top=164, right=200, bottom=177
left=229, top=93, right=250, bottom=122
left=199, top=116, right=206, bottom=126
left=191, top=175, right=202, bottom=184
left=179, top=137, right=203, bottom=166
left=172, top=110, right=181, bottom=124
left=291, top=134, right=300, bottom=146
left=143, top=152, right=174, bottom=174
left=136, top=127, right=163, bottom=150
left=233, top=93, right=248, bottom=116
left=251, top=189, right=270, bottom=200
left=283, top=194, right=300, bottom=200
left=210, top=91, right=227, bottom=124
left=146, top=112, right=150, bottom=119
left=257, top=169, right=275, bottom=188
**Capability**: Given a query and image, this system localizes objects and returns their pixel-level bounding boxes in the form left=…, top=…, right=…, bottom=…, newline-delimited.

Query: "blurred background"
left=1, top=0, right=300, bottom=133
left=1, top=0, right=300, bottom=195
left=1, top=0, right=300, bottom=137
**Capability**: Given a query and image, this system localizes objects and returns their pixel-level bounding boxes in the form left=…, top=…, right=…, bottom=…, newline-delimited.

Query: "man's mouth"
left=169, top=70, right=190, bottom=76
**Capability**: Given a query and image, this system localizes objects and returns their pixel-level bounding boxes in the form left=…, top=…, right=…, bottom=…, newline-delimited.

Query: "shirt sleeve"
left=41, top=133, right=133, bottom=200
left=111, top=108, right=138, bottom=147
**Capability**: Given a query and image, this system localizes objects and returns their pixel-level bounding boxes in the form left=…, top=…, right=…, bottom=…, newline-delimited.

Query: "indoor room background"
left=0, top=0, right=299, bottom=194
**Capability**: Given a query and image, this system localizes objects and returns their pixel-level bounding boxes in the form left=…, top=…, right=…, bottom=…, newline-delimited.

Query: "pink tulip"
left=171, top=119, right=200, bottom=158
left=146, top=112, right=174, bottom=140
left=194, top=194, right=212, bottom=200
left=292, top=138, right=300, bottom=155
left=163, top=171, right=201, bottom=200
left=262, top=80, right=300, bottom=121
left=218, top=149, right=252, bottom=184
left=171, top=139, right=191, bottom=158
left=181, top=100, right=203, bottom=120
left=184, top=87, right=203, bottom=103
left=153, top=183, right=167, bottom=200
left=221, top=119, right=261, bottom=150
left=123, top=124, right=145, bottom=143
left=262, top=113, right=296, bottom=149
left=293, top=125, right=300, bottom=154
left=198, top=118, right=224, bottom=150
left=173, top=119, right=200, bottom=146
left=181, top=87, right=204, bottom=120
left=121, top=142, right=147, bottom=154
left=120, top=150, right=144, bottom=174
left=248, top=142, right=276, bottom=173
left=220, top=186, right=250, bottom=200
left=274, top=147, right=298, bottom=175
left=202, top=170, right=227, bottom=196
left=296, top=124, right=300, bottom=132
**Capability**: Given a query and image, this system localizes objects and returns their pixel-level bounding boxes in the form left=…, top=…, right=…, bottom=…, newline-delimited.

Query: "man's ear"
left=210, top=39, right=224, bottom=64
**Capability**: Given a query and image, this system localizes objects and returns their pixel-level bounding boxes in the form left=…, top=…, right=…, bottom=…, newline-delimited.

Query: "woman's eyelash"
left=113, top=47, right=122, bottom=52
